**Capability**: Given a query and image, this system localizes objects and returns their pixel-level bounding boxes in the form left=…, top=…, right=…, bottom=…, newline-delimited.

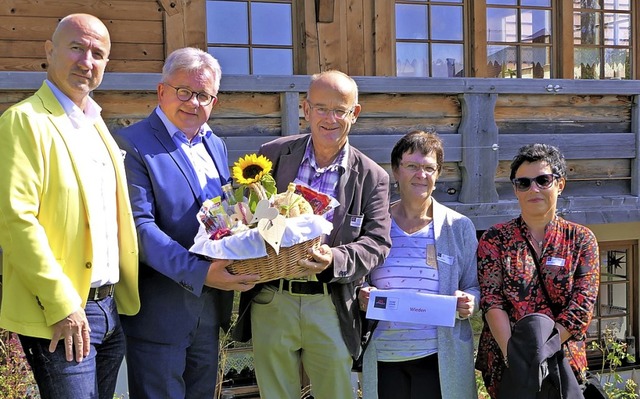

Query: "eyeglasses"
left=512, top=173, right=560, bottom=192
left=307, top=101, right=355, bottom=120
left=400, top=162, right=438, bottom=175
left=163, top=83, right=217, bottom=106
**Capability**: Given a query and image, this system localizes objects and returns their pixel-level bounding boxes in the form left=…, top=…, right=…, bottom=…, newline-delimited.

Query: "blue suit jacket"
left=113, top=110, right=232, bottom=344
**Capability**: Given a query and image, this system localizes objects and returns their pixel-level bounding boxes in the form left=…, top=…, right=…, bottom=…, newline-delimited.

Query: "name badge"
left=437, top=253, right=454, bottom=265
left=546, top=257, right=566, bottom=267
left=350, top=216, right=363, bottom=228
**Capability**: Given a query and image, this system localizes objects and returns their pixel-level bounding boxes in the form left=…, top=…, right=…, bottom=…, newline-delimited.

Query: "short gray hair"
left=161, top=47, right=222, bottom=93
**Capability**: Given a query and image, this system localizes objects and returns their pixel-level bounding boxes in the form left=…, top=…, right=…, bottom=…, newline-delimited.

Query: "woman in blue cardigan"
left=359, top=130, right=480, bottom=399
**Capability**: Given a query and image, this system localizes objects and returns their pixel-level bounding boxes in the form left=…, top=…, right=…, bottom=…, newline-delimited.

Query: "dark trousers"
left=19, top=296, right=125, bottom=399
left=124, top=288, right=221, bottom=399
left=378, top=353, right=442, bottom=399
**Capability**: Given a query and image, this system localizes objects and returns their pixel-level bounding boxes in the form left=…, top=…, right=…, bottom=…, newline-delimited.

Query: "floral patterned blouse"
left=475, top=215, right=600, bottom=398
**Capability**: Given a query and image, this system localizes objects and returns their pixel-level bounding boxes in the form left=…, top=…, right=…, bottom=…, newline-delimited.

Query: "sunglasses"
left=511, top=173, right=560, bottom=192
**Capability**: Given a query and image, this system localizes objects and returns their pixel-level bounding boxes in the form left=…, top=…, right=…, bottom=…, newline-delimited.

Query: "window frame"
left=586, top=240, right=638, bottom=370
left=205, top=0, right=297, bottom=75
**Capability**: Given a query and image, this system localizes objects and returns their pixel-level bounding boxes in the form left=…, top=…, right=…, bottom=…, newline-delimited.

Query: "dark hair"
left=509, top=143, right=567, bottom=180
left=390, top=130, right=444, bottom=173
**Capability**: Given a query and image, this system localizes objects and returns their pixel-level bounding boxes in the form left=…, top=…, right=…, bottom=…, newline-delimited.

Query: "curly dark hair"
left=509, top=143, right=567, bottom=180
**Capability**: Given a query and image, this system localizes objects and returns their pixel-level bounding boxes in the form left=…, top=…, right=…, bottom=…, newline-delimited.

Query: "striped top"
left=370, top=218, right=439, bottom=362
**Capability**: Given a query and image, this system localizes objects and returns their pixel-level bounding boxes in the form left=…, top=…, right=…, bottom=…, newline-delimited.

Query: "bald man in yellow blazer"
left=0, top=13, right=138, bottom=399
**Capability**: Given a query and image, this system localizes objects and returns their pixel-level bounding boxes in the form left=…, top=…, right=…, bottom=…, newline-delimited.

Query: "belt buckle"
left=287, top=279, right=309, bottom=296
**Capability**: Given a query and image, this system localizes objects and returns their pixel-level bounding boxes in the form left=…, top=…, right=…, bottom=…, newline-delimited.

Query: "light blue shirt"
left=155, top=106, right=222, bottom=200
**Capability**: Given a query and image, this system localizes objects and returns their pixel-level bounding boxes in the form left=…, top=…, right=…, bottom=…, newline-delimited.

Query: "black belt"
left=266, top=279, right=331, bottom=296
left=87, top=284, right=115, bottom=301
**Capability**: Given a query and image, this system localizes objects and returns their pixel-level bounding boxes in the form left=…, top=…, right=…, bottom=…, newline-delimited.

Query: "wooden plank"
left=281, top=92, right=302, bottom=136
left=499, top=133, right=636, bottom=160
left=2, top=72, right=640, bottom=96
left=346, top=0, right=365, bottom=76
left=373, top=0, right=394, bottom=76
left=495, top=106, right=630, bottom=123
left=457, top=93, right=499, bottom=203
left=471, top=0, right=487, bottom=77
left=0, top=0, right=163, bottom=21
left=558, top=0, right=574, bottom=79
left=496, top=94, right=633, bottom=108
left=0, top=16, right=164, bottom=44
left=317, top=0, right=335, bottom=23
left=362, top=0, right=375, bottom=76
left=497, top=179, right=631, bottom=198
left=302, top=0, right=321, bottom=75
left=497, top=121, right=631, bottom=134
left=0, top=40, right=163, bottom=63
left=496, top=159, right=631, bottom=180
left=0, top=58, right=164, bottom=73
left=313, top=0, right=346, bottom=71
left=156, top=0, right=180, bottom=16
left=105, top=60, right=164, bottom=73
left=360, top=93, right=461, bottom=117
left=350, top=117, right=461, bottom=134
left=184, top=0, right=207, bottom=50
left=632, top=95, right=640, bottom=196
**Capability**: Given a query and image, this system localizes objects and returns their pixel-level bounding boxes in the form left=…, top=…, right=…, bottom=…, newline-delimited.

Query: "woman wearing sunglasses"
left=475, top=143, right=600, bottom=398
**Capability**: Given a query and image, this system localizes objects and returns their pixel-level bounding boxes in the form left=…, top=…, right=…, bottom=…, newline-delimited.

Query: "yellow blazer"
left=0, top=82, right=139, bottom=339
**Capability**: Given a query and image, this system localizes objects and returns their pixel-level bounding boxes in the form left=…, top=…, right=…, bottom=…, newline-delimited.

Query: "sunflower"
left=232, top=154, right=272, bottom=185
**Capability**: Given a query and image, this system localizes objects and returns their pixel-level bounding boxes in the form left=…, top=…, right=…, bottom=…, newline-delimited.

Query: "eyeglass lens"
left=512, top=173, right=557, bottom=191
left=308, top=102, right=352, bottom=120
left=165, top=83, right=215, bottom=106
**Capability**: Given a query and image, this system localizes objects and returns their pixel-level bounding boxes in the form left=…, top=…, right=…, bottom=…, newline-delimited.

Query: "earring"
left=393, top=181, right=398, bottom=189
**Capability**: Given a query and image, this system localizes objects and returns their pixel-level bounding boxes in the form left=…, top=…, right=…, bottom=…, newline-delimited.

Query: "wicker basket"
left=227, top=236, right=322, bottom=283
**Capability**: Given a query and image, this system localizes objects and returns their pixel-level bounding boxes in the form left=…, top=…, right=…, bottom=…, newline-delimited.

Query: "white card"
left=366, top=289, right=457, bottom=327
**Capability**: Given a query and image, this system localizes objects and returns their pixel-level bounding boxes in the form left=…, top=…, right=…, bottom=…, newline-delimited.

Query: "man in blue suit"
left=114, top=47, right=258, bottom=399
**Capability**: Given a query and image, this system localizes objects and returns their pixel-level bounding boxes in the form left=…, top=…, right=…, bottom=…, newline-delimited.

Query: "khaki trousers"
left=250, top=286, right=354, bottom=399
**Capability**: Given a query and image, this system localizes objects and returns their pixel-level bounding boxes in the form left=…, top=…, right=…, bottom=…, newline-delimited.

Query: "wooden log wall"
left=0, top=0, right=201, bottom=73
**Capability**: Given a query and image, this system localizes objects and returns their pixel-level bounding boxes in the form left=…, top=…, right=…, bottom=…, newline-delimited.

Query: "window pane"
left=431, top=6, right=463, bottom=41
left=431, top=44, right=463, bottom=77
left=603, top=13, right=630, bottom=46
left=521, top=46, right=550, bottom=78
left=487, top=45, right=517, bottom=78
left=604, top=0, right=630, bottom=10
left=396, top=4, right=428, bottom=40
left=574, top=0, right=601, bottom=9
left=252, top=48, right=293, bottom=75
left=574, top=12, right=601, bottom=45
left=574, top=47, right=600, bottom=79
left=396, top=42, right=428, bottom=77
left=604, top=48, right=629, bottom=79
left=521, top=9, right=551, bottom=44
left=487, top=8, right=518, bottom=42
left=251, top=2, right=292, bottom=46
left=435, top=0, right=462, bottom=3
left=208, top=47, right=249, bottom=75
left=522, top=0, right=550, bottom=5
left=207, top=1, right=248, bottom=44
left=487, top=0, right=517, bottom=5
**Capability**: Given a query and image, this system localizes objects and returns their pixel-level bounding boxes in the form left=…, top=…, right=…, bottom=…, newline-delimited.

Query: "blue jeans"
left=19, top=296, right=125, bottom=399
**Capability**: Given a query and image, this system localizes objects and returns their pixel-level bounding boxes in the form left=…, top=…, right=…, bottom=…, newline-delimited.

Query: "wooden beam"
left=156, top=0, right=180, bottom=16
left=558, top=0, right=574, bottom=79
left=316, top=0, right=334, bottom=23
left=280, top=92, right=301, bottom=136
left=373, top=0, right=394, bottom=76
left=457, top=93, right=500, bottom=203
left=632, top=95, right=640, bottom=196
